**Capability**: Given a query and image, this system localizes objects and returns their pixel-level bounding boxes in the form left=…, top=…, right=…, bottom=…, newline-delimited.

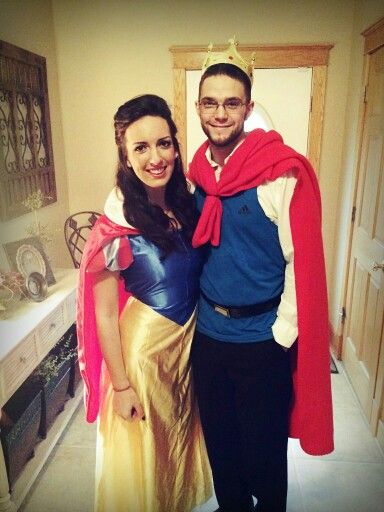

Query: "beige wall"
left=52, top=0, right=356, bottom=327
left=0, top=0, right=71, bottom=269
left=331, top=1, right=384, bottom=330
left=2, top=0, right=383, bottom=333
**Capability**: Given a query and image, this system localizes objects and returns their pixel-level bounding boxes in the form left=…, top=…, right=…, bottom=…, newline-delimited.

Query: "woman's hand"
left=112, top=387, right=145, bottom=422
left=93, top=271, right=145, bottom=423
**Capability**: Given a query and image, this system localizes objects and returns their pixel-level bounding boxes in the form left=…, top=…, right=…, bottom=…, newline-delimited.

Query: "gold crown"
left=202, top=37, right=255, bottom=83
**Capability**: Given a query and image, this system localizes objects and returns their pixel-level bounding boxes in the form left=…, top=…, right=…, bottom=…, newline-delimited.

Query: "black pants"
left=191, top=331, right=293, bottom=512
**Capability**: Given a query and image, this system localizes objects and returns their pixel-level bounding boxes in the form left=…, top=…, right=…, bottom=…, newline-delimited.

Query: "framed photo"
left=3, top=236, right=56, bottom=286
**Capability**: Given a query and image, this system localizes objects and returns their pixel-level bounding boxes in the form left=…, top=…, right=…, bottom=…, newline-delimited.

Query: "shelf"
left=0, top=268, right=80, bottom=512
left=11, top=385, right=83, bottom=510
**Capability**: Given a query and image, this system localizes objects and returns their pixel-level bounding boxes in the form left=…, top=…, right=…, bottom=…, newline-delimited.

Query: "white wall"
left=3, top=0, right=382, bottom=333
left=51, top=0, right=356, bottom=328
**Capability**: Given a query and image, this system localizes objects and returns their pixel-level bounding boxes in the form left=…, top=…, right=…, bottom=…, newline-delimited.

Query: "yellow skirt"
left=95, top=297, right=212, bottom=512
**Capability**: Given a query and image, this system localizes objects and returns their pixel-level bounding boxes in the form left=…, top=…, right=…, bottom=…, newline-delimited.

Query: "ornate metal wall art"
left=0, top=40, right=57, bottom=220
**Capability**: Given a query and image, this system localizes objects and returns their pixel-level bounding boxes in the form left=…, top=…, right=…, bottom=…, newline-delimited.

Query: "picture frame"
left=3, top=236, right=56, bottom=286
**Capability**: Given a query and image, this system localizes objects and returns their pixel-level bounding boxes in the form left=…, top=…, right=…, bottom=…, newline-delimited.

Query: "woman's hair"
left=114, top=94, right=198, bottom=254
left=199, top=63, right=252, bottom=103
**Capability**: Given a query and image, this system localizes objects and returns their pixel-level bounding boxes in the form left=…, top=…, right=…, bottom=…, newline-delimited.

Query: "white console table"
left=0, top=268, right=79, bottom=511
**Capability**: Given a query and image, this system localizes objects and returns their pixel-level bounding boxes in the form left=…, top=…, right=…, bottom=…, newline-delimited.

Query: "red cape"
left=188, top=129, right=334, bottom=455
left=76, top=215, right=139, bottom=422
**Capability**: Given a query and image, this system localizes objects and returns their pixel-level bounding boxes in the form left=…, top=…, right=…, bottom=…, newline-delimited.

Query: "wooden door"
left=343, top=42, right=384, bottom=437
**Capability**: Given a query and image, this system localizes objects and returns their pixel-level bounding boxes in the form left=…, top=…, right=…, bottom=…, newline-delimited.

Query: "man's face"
left=196, top=74, right=253, bottom=149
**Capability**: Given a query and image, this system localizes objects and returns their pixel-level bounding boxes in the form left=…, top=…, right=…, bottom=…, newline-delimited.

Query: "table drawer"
left=38, top=305, right=66, bottom=351
left=65, top=290, right=77, bottom=324
left=1, top=334, right=39, bottom=399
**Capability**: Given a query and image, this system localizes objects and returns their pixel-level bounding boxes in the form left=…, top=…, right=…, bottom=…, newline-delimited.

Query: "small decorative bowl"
left=25, top=272, right=48, bottom=302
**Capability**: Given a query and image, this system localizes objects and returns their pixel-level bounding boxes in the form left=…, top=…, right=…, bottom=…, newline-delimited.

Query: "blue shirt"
left=195, top=186, right=286, bottom=342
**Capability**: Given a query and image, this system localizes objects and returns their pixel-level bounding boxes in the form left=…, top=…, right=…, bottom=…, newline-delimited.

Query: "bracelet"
left=112, top=384, right=132, bottom=392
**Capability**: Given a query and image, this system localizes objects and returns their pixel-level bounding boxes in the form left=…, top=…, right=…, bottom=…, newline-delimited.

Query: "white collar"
left=205, top=137, right=246, bottom=170
left=104, top=187, right=135, bottom=228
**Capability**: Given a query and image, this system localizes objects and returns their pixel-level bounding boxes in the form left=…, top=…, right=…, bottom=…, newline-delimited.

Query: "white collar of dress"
left=104, top=187, right=135, bottom=229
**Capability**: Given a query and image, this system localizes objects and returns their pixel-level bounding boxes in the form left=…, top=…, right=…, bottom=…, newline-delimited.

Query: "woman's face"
left=124, top=116, right=177, bottom=194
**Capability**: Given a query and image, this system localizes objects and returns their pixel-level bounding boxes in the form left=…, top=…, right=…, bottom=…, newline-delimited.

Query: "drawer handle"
left=19, top=356, right=27, bottom=363
left=50, top=322, right=56, bottom=329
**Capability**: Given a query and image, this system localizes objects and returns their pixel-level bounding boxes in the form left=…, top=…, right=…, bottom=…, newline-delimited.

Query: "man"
left=189, top=39, right=334, bottom=512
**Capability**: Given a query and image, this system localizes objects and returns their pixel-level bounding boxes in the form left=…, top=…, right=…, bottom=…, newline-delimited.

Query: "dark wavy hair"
left=114, top=94, right=198, bottom=254
left=199, top=63, right=252, bottom=103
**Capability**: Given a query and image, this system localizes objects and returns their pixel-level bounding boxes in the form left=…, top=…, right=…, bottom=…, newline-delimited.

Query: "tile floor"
left=20, top=359, right=384, bottom=512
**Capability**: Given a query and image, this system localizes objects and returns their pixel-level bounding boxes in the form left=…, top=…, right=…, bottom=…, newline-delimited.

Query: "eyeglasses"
left=198, top=98, right=247, bottom=114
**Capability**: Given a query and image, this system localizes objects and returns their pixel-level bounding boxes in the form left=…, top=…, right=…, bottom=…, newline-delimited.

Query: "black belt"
left=201, top=291, right=281, bottom=319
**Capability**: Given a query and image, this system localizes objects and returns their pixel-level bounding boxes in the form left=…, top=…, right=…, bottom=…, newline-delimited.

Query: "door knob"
left=372, top=262, right=384, bottom=272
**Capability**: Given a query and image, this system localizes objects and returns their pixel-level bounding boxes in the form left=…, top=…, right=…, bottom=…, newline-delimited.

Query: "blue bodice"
left=118, top=231, right=204, bottom=326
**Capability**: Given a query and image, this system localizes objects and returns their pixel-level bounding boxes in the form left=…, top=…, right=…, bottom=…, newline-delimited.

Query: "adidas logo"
left=238, top=205, right=251, bottom=214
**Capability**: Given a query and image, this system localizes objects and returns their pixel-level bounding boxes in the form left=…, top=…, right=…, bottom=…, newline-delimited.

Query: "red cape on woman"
left=76, top=215, right=139, bottom=423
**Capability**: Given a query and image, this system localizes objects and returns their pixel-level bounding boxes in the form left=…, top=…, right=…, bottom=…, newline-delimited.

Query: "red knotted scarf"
left=188, top=129, right=334, bottom=455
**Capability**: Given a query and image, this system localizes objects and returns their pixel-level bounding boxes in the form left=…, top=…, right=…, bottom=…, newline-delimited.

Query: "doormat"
left=330, top=356, right=339, bottom=374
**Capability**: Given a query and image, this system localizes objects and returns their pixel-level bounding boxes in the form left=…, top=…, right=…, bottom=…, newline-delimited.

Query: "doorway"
left=185, top=67, right=313, bottom=164
left=170, top=43, right=333, bottom=175
left=342, top=18, right=384, bottom=449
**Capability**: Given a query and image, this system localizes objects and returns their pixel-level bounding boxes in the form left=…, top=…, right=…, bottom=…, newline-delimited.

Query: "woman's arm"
left=93, top=269, right=144, bottom=421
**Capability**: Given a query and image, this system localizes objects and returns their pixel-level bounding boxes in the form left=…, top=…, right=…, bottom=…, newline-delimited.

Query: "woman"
left=77, top=94, right=212, bottom=512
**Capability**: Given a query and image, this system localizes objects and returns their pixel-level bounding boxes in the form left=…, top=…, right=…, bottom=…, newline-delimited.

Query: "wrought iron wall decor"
left=0, top=40, right=57, bottom=220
